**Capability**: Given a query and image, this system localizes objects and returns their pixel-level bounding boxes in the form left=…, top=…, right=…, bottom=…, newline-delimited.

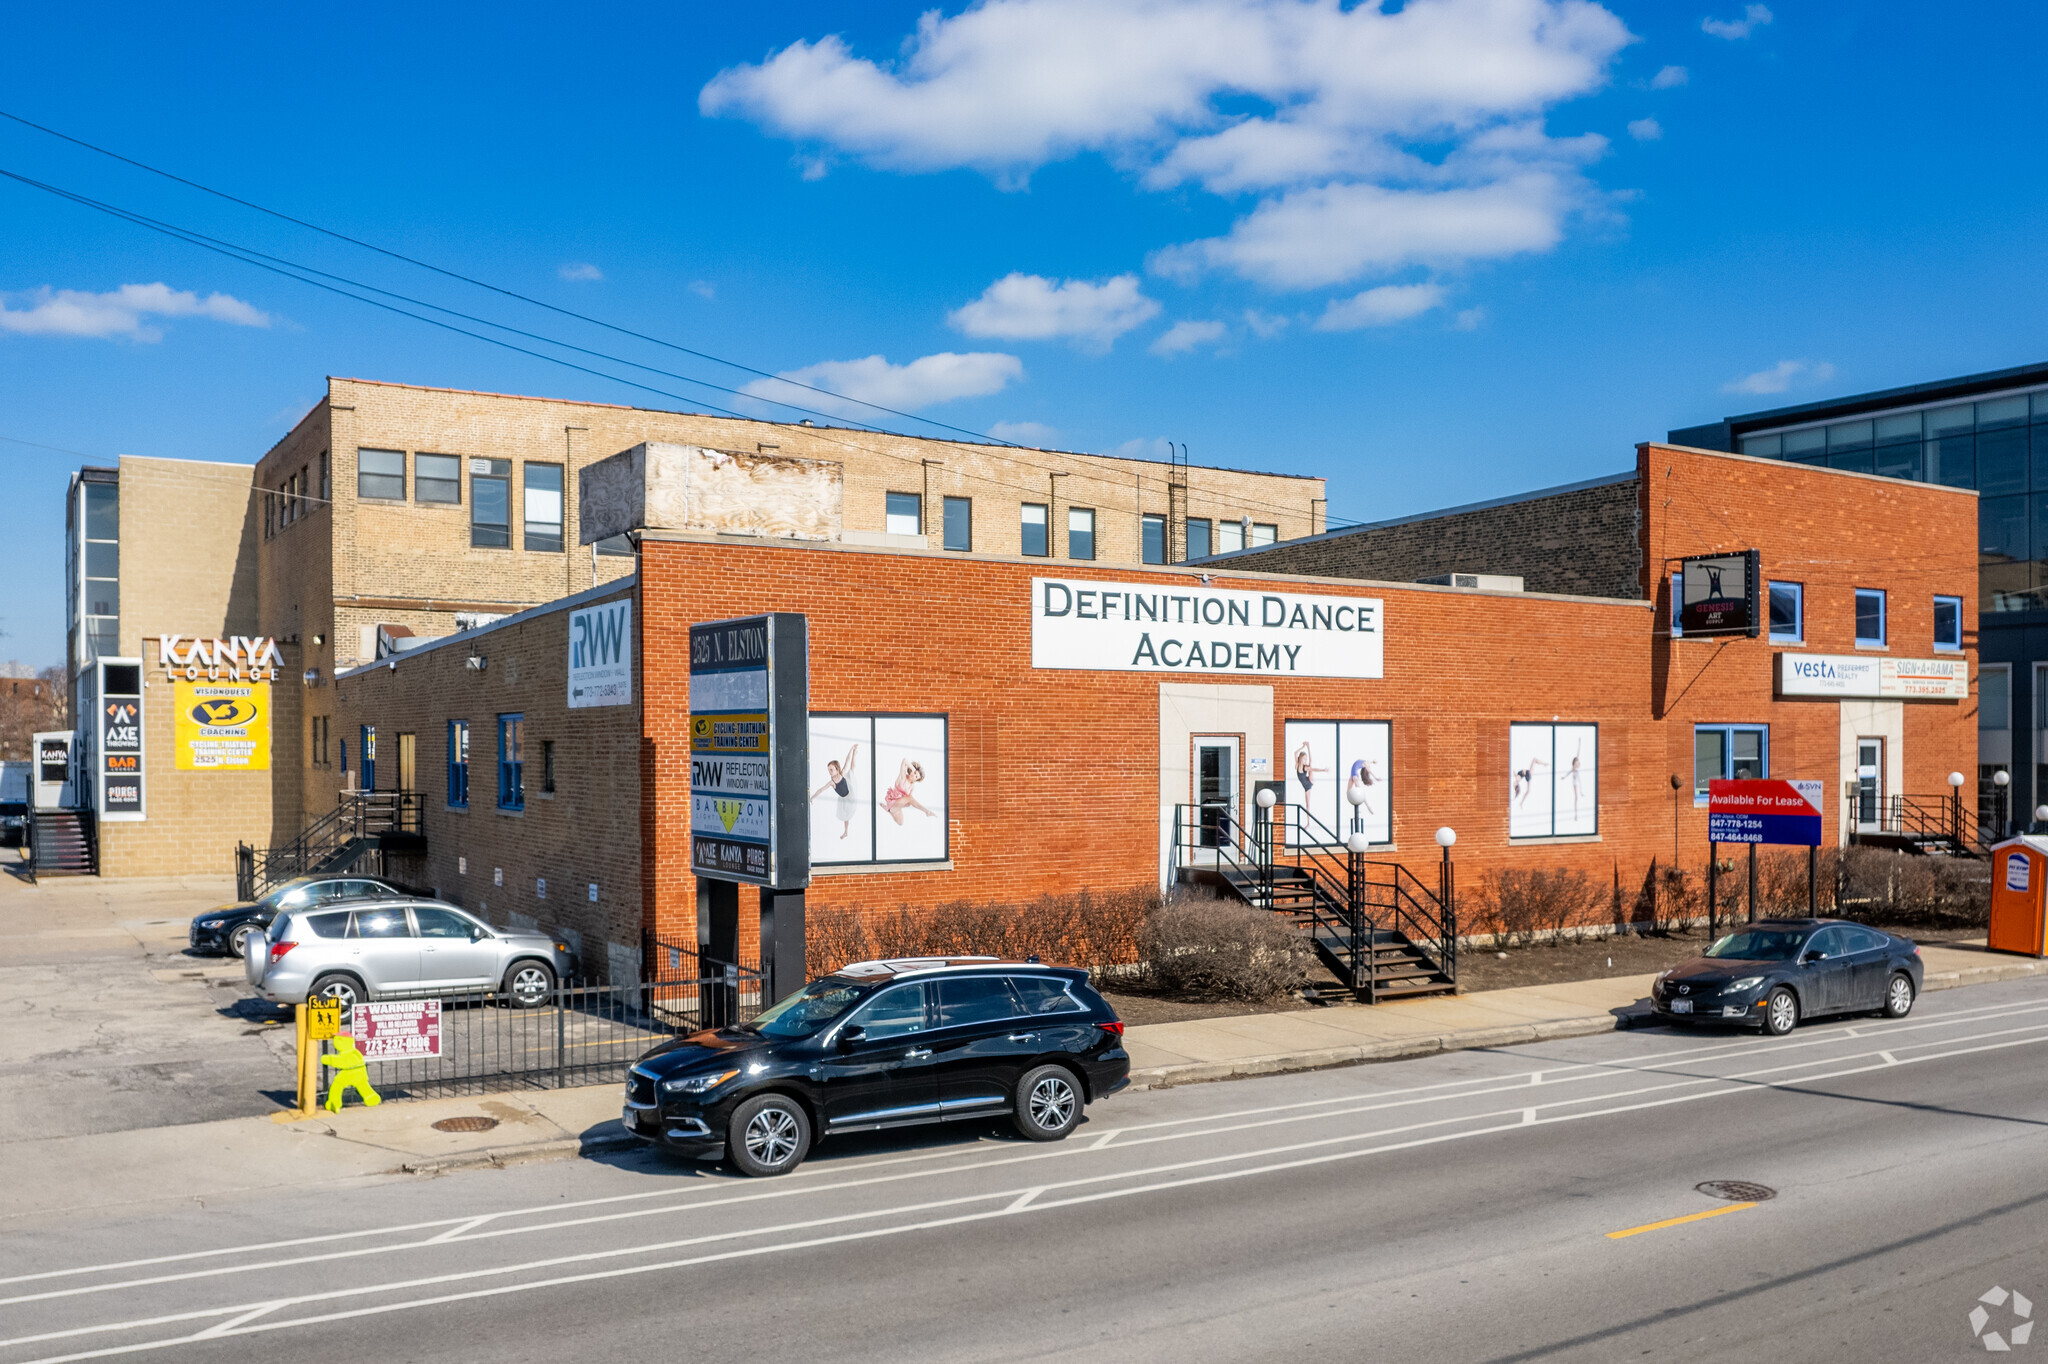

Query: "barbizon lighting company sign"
left=688, top=613, right=809, bottom=889
left=567, top=598, right=632, bottom=708
left=1777, top=653, right=1969, bottom=700
left=1707, top=779, right=1824, bottom=846
left=1030, top=579, right=1383, bottom=679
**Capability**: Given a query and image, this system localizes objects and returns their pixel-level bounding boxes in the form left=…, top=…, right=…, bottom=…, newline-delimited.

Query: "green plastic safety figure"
left=321, top=1035, right=382, bottom=1111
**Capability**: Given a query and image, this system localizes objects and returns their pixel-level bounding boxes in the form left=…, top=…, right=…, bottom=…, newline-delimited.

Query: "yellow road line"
left=1605, top=1201, right=1758, bottom=1240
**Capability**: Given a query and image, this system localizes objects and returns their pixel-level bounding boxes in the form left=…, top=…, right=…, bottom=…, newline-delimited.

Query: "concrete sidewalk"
left=6, top=939, right=2039, bottom=1225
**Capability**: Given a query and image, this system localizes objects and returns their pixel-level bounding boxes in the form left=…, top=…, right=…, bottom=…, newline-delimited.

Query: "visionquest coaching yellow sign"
left=173, top=682, right=272, bottom=771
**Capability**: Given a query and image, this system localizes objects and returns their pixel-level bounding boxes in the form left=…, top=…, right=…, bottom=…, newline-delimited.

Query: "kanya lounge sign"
left=1030, top=578, right=1383, bottom=679
left=156, top=635, right=286, bottom=682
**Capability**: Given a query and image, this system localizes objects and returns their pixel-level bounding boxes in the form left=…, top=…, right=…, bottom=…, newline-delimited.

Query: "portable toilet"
left=1988, top=835, right=2048, bottom=958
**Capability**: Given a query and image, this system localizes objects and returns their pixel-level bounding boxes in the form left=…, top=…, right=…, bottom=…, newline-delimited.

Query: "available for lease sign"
left=1707, top=779, right=1824, bottom=846
left=1031, top=579, right=1382, bottom=679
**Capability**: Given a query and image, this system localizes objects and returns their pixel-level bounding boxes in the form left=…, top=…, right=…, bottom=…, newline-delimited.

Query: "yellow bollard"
left=298, top=1000, right=342, bottom=1116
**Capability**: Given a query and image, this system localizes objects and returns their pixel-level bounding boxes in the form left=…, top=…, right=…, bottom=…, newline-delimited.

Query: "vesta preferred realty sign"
left=1031, top=578, right=1382, bottom=679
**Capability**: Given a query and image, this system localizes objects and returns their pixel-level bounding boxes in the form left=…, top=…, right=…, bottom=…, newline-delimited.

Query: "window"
left=447, top=720, right=469, bottom=809
left=541, top=739, right=556, bottom=794
left=415, top=453, right=461, bottom=504
left=472, top=458, right=511, bottom=548
left=1933, top=595, right=1963, bottom=651
left=885, top=491, right=922, bottom=537
left=936, top=977, right=1024, bottom=1028
left=1982, top=665, right=2011, bottom=733
left=1251, top=522, right=1278, bottom=547
left=1142, top=514, right=1166, bottom=565
left=1185, top=518, right=1212, bottom=560
left=524, top=462, right=564, bottom=552
left=319, top=450, right=330, bottom=502
left=1010, top=976, right=1085, bottom=1015
left=1216, top=519, right=1245, bottom=554
left=1067, top=507, right=1095, bottom=560
left=807, top=713, right=949, bottom=866
left=358, top=448, right=406, bottom=500
left=849, top=983, right=928, bottom=1040
left=1669, top=572, right=1682, bottom=638
left=1284, top=720, right=1392, bottom=846
left=497, top=714, right=524, bottom=810
left=1694, top=724, right=1768, bottom=801
left=350, top=908, right=413, bottom=939
left=1021, top=503, right=1048, bottom=556
left=309, top=715, right=328, bottom=767
left=1508, top=722, right=1599, bottom=837
left=943, top=496, right=972, bottom=552
left=415, top=907, right=481, bottom=939
left=1768, top=582, right=1803, bottom=642
left=1855, top=588, right=1887, bottom=646
left=80, top=479, right=119, bottom=661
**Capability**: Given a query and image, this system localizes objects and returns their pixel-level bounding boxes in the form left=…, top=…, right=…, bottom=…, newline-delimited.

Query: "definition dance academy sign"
left=1031, top=578, right=1383, bottom=679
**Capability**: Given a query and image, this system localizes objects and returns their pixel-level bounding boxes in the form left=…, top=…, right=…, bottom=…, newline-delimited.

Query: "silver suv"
left=248, top=900, right=574, bottom=1011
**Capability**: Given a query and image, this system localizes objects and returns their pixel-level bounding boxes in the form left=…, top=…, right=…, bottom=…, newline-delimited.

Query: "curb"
left=1923, top=961, right=2043, bottom=992
left=396, top=1128, right=642, bottom=1176
left=1127, top=1013, right=1634, bottom=1090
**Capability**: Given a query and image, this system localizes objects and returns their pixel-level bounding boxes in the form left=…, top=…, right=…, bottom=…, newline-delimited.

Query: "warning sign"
left=349, top=999, right=442, bottom=1060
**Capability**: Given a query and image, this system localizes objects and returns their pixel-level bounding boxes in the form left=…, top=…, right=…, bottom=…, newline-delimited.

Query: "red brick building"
left=334, top=442, right=1980, bottom=984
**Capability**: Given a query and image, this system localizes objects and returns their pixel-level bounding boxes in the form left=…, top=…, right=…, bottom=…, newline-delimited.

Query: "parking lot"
left=0, top=864, right=301, bottom=1141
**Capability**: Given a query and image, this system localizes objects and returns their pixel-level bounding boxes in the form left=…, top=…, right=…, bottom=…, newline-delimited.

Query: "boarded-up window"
left=951, top=714, right=998, bottom=822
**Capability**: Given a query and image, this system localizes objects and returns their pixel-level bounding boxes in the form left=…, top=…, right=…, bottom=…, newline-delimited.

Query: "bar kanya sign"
left=156, top=635, right=285, bottom=682
left=1031, top=578, right=1383, bottom=679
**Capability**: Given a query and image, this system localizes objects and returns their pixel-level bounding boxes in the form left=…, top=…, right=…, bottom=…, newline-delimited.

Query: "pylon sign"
left=1707, top=779, right=1823, bottom=846
left=688, top=614, right=809, bottom=889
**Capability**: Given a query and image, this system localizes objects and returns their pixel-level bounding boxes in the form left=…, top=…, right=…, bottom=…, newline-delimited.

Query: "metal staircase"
left=236, top=790, right=424, bottom=900
left=24, top=808, right=96, bottom=882
left=1173, top=801, right=1456, bottom=1003
left=1847, top=792, right=1987, bottom=857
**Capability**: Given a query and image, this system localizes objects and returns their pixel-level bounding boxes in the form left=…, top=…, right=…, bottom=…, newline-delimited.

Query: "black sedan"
left=624, top=958, right=1131, bottom=1176
left=1650, top=917, right=1924, bottom=1035
left=188, top=875, right=409, bottom=957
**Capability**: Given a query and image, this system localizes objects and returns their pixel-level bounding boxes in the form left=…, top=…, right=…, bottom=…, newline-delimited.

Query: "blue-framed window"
left=497, top=714, right=524, bottom=811
left=1768, top=581, right=1803, bottom=643
left=1855, top=588, right=1887, bottom=646
left=1669, top=572, right=1683, bottom=638
left=1694, top=724, right=1768, bottom=802
left=1933, top=595, right=1963, bottom=651
left=448, top=720, right=469, bottom=808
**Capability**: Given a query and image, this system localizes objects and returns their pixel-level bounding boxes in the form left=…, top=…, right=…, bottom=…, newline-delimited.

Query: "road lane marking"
left=24, top=1024, right=2048, bottom=1351
left=1605, top=1202, right=1758, bottom=1240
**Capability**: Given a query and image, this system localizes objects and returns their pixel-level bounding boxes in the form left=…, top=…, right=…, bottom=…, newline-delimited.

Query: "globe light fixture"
left=1948, top=771, right=1967, bottom=788
left=1255, top=788, right=1277, bottom=809
left=1435, top=826, right=1457, bottom=848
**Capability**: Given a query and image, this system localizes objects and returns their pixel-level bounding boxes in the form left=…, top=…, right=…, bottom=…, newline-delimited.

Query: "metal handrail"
left=237, top=790, right=428, bottom=899
left=1845, top=790, right=1985, bottom=853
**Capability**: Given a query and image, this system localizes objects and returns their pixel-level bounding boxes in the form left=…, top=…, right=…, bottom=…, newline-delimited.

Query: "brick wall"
left=1214, top=474, right=1644, bottom=600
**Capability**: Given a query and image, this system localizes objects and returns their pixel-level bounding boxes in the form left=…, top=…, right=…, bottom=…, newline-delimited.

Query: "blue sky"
left=4, top=1, right=2047, bottom=667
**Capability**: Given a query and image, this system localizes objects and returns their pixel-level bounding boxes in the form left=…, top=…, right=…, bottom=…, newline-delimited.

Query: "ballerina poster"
left=807, top=713, right=948, bottom=865
left=1282, top=719, right=1391, bottom=847
left=1508, top=723, right=1598, bottom=838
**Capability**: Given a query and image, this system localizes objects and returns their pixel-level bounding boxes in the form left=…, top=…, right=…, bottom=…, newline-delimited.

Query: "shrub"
left=1138, top=895, right=1314, bottom=1002
left=805, top=887, right=1154, bottom=979
left=1471, top=867, right=1605, bottom=948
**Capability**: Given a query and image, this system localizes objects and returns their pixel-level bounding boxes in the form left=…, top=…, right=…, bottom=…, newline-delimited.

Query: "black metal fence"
left=316, top=966, right=765, bottom=1103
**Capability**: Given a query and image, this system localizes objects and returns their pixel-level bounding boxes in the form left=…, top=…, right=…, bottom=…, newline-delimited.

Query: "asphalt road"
left=10, top=977, right=2048, bottom=1363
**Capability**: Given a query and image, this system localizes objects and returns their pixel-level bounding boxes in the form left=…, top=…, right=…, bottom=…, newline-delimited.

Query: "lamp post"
left=2037, top=804, right=2048, bottom=836
left=1993, top=769, right=2010, bottom=842
left=1435, top=827, right=1458, bottom=978
left=1948, top=770, right=1967, bottom=848
left=1255, top=786, right=1277, bottom=906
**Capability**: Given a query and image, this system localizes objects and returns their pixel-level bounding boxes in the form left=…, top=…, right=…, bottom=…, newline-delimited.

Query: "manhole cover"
left=1696, top=1180, right=1776, bottom=1202
left=431, top=1116, right=500, bottom=1134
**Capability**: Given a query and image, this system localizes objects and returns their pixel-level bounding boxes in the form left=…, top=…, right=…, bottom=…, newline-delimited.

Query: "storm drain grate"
left=1696, top=1180, right=1776, bottom=1202
left=430, top=1116, right=500, bottom=1134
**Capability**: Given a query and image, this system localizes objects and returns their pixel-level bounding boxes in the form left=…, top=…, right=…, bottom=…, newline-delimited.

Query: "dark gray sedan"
left=1650, top=918, right=1924, bottom=1035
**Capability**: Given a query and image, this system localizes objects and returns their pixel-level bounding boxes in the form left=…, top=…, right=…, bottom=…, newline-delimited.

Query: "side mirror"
left=471, top=927, right=489, bottom=941
left=1802, top=950, right=1825, bottom=964
left=837, top=1025, right=866, bottom=1050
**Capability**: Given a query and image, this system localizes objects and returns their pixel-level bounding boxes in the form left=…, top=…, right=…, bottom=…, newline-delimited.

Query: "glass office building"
left=1671, top=360, right=2048, bottom=831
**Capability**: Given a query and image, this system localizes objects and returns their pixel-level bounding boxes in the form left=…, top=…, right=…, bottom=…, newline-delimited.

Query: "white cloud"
left=1628, top=117, right=1663, bottom=141
left=703, top=0, right=1636, bottom=292
left=1702, top=5, right=1772, bottom=40
left=948, top=273, right=1160, bottom=351
left=989, top=419, right=1059, bottom=444
left=1724, top=358, right=1836, bottom=396
left=1313, top=282, right=1445, bottom=331
left=1150, top=319, right=1229, bottom=356
left=1243, top=308, right=1291, bottom=338
left=558, top=262, right=604, bottom=282
left=1650, top=64, right=1688, bottom=88
left=1111, top=436, right=1175, bottom=461
left=688, top=280, right=716, bottom=300
left=1453, top=306, right=1487, bottom=330
left=0, top=283, right=270, bottom=341
left=742, top=351, right=1024, bottom=416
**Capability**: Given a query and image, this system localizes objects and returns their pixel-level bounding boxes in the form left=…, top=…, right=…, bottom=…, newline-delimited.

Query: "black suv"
left=623, top=958, right=1131, bottom=1176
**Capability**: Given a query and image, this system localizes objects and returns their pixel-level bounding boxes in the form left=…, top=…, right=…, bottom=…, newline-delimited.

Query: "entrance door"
left=1194, top=737, right=1241, bottom=852
left=33, top=732, right=74, bottom=809
left=397, top=732, right=417, bottom=792
left=1855, top=738, right=1883, bottom=831
left=361, top=725, right=377, bottom=792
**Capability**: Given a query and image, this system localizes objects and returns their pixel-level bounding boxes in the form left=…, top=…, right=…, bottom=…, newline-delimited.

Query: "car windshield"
left=260, top=882, right=314, bottom=911
left=746, top=977, right=874, bottom=1038
left=1705, top=929, right=1808, bottom=961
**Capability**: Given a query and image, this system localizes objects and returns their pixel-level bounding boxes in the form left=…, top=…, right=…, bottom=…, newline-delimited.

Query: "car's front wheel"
left=227, top=924, right=256, bottom=959
left=502, top=961, right=555, bottom=1009
left=1012, top=1064, right=1083, bottom=1141
left=728, top=1094, right=811, bottom=1177
left=1762, top=986, right=1799, bottom=1036
left=1883, top=972, right=1916, bottom=1019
